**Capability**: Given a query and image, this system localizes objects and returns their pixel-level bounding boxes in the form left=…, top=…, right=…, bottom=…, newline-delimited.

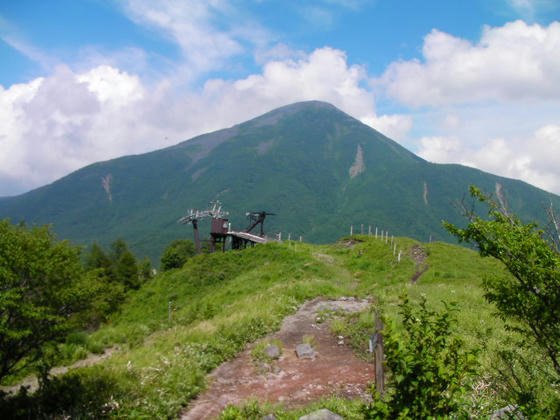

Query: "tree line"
left=0, top=219, right=198, bottom=386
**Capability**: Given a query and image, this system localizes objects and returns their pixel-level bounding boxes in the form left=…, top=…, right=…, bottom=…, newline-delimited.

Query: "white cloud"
left=378, top=20, right=560, bottom=107
left=0, top=47, right=397, bottom=196
left=254, top=43, right=306, bottom=66
left=362, top=114, right=412, bottom=141
left=119, top=0, right=271, bottom=77
left=418, top=125, right=560, bottom=194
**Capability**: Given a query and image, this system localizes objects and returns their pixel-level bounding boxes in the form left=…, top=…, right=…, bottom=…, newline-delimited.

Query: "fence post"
left=361, top=224, right=364, bottom=235
left=368, top=225, right=372, bottom=235
left=375, top=227, right=378, bottom=239
left=350, top=225, right=353, bottom=236
left=374, top=312, right=385, bottom=396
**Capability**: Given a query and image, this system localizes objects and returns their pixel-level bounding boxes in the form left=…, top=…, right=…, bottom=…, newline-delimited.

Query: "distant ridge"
left=1, top=100, right=558, bottom=262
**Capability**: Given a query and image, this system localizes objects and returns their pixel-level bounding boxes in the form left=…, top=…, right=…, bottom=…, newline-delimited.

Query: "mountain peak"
left=245, top=100, right=346, bottom=130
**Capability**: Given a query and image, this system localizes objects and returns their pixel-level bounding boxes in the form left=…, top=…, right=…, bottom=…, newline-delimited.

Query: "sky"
left=1, top=0, right=560, bottom=197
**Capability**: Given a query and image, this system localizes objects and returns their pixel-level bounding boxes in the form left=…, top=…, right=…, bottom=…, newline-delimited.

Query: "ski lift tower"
left=178, top=208, right=210, bottom=254
left=178, top=201, right=229, bottom=254
left=244, top=211, right=276, bottom=237
left=208, top=201, right=230, bottom=252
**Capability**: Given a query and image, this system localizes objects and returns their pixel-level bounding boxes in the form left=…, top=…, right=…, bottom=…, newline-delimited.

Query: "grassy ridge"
left=3, top=236, right=517, bottom=418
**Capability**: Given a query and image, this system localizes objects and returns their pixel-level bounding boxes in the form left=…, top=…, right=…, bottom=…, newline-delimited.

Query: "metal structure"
left=178, top=201, right=229, bottom=253
left=178, top=202, right=277, bottom=253
left=244, top=211, right=276, bottom=237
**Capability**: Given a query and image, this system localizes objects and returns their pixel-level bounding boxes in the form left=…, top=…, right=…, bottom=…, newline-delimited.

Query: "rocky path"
left=181, top=297, right=375, bottom=420
left=0, top=347, right=117, bottom=394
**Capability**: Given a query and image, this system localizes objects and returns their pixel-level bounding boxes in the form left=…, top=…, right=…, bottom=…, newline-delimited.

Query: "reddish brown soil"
left=181, top=298, right=375, bottom=420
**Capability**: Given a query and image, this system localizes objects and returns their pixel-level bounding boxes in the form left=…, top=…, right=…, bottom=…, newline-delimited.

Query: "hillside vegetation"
left=1, top=101, right=559, bottom=263
left=2, top=233, right=532, bottom=418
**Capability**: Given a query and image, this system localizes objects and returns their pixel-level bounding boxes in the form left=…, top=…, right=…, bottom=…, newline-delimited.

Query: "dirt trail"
left=0, top=347, right=117, bottom=395
left=181, top=297, right=375, bottom=420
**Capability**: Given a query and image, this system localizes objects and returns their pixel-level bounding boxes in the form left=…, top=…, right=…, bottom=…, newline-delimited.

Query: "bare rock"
left=295, top=343, right=316, bottom=359
left=491, top=405, right=525, bottom=419
left=262, top=415, right=277, bottom=420
left=264, top=345, right=280, bottom=360
left=298, top=409, right=343, bottom=420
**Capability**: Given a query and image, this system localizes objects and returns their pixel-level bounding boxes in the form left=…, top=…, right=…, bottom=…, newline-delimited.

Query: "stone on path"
left=490, top=405, right=525, bottom=419
left=295, top=343, right=316, bottom=359
left=298, top=408, right=343, bottom=420
left=262, top=415, right=277, bottom=420
left=264, top=345, right=280, bottom=360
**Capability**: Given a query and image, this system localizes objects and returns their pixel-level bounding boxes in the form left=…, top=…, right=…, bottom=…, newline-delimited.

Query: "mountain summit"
left=1, top=101, right=558, bottom=261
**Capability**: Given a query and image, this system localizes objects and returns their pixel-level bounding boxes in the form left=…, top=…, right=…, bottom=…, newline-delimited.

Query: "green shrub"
left=363, top=295, right=478, bottom=419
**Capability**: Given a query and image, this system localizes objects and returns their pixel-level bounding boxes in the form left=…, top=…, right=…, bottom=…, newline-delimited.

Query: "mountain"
left=1, top=100, right=558, bottom=263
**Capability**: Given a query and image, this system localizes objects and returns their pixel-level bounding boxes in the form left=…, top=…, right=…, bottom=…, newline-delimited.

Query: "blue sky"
left=1, top=0, right=560, bottom=196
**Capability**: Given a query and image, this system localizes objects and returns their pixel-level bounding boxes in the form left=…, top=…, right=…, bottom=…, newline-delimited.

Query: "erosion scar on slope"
left=349, top=144, right=365, bottom=179
left=410, top=244, right=429, bottom=284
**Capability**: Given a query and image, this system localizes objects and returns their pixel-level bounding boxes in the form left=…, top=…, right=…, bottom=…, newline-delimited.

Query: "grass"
left=1, top=235, right=527, bottom=418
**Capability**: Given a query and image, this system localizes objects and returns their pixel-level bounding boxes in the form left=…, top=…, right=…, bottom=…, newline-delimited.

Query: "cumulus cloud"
left=362, top=114, right=412, bottom=141
left=378, top=20, right=560, bottom=107
left=418, top=125, right=560, bottom=194
left=1, top=47, right=406, bottom=196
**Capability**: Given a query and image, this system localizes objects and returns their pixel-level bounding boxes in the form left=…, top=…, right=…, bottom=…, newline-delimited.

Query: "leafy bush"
left=0, top=367, right=120, bottom=419
left=445, top=186, right=560, bottom=416
left=363, top=295, right=478, bottom=419
left=0, top=220, right=93, bottom=382
left=160, top=239, right=196, bottom=271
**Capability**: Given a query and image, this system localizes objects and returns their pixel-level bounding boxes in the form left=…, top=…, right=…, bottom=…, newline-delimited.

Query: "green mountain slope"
left=1, top=101, right=558, bottom=262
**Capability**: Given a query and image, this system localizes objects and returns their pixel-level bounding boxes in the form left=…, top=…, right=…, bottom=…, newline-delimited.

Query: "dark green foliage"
left=160, top=238, right=196, bottom=271
left=1, top=102, right=558, bottom=263
left=114, top=249, right=139, bottom=289
left=82, top=239, right=143, bottom=324
left=445, top=186, right=560, bottom=415
left=139, top=257, right=152, bottom=282
left=0, top=220, right=92, bottom=382
left=363, top=295, right=478, bottom=419
left=84, top=242, right=114, bottom=280
left=109, top=238, right=127, bottom=263
left=0, top=367, right=120, bottom=419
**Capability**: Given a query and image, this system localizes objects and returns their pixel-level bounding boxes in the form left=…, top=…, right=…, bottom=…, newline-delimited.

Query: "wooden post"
left=398, top=250, right=402, bottom=263
left=374, top=312, right=385, bottom=396
left=385, top=232, right=388, bottom=244
left=375, top=227, right=378, bottom=238
left=350, top=225, right=353, bottom=235
left=299, top=236, right=302, bottom=242
left=361, top=224, right=364, bottom=235
left=288, top=233, right=291, bottom=241
left=393, top=243, right=397, bottom=256
left=368, top=225, right=372, bottom=235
